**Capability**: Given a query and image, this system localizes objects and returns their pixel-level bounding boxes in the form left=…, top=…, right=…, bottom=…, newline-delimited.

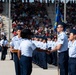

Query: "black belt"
left=59, top=50, right=68, bottom=54
left=69, top=57, right=76, bottom=59
left=21, top=55, right=32, bottom=58
left=13, top=53, right=17, bottom=54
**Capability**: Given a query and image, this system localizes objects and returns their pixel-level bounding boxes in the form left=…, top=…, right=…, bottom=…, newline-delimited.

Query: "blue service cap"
left=24, top=29, right=33, bottom=35
left=42, top=36, right=47, bottom=40
left=34, top=36, right=39, bottom=38
left=47, top=36, right=52, bottom=38
left=70, top=29, right=76, bottom=35
left=36, top=36, right=39, bottom=38
left=38, top=36, right=43, bottom=39
left=16, top=26, right=23, bottom=30
left=57, top=22, right=66, bottom=30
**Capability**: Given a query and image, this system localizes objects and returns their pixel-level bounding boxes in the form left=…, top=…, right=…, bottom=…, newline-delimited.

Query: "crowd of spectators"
left=11, top=1, right=76, bottom=37
left=60, top=1, right=76, bottom=30
left=0, top=1, right=3, bottom=14
left=11, top=1, right=53, bottom=37
left=0, top=0, right=76, bottom=36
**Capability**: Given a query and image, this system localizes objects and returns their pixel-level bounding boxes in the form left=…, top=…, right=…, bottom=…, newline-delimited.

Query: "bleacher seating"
left=11, top=1, right=52, bottom=37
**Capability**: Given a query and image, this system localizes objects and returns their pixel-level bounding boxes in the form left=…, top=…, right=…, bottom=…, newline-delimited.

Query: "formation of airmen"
left=0, top=35, right=8, bottom=60
left=0, top=22, right=76, bottom=75
left=32, top=34, right=57, bottom=68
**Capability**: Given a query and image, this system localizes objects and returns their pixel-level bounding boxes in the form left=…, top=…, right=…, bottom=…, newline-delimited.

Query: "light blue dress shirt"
left=57, top=32, right=68, bottom=53
left=18, top=39, right=36, bottom=57
left=10, top=36, right=23, bottom=49
left=69, top=40, right=76, bottom=58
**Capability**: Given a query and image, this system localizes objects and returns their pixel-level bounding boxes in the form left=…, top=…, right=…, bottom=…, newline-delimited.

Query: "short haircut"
left=21, top=29, right=33, bottom=39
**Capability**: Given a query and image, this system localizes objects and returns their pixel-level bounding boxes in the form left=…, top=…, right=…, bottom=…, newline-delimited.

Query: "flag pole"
left=57, top=0, right=60, bottom=75
left=8, top=0, right=11, bottom=41
left=64, top=0, right=66, bottom=23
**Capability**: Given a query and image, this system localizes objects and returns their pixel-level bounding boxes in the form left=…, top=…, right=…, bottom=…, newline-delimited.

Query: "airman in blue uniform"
left=47, top=36, right=53, bottom=64
left=68, top=29, right=76, bottom=75
left=39, top=37, right=47, bottom=69
left=51, top=36, right=57, bottom=66
left=10, top=26, right=23, bottom=75
left=47, top=22, right=68, bottom=75
left=18, top=29, right=48, bottom=75
left=1, top=36, right=8, bottom=60
left=0, top=38, right=2, bottom=52
left=32, top=36, right=40, bottom=65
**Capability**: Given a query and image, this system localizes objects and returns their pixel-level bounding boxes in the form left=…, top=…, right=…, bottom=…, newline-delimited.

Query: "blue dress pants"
left=13, top=53, right=20, bottom=75
left=20, top=55, right=32, bottom=75
left=69, top=58, right=76, bottom=75
left=58, top=51, right=68, bottom=75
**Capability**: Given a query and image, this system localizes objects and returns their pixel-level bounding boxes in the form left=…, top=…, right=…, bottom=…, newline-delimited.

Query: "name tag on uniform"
left=15, top=40, right=18, bottom=41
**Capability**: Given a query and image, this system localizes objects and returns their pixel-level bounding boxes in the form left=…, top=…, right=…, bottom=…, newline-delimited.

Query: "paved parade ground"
left=0, top=52, right=58, bottom=75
